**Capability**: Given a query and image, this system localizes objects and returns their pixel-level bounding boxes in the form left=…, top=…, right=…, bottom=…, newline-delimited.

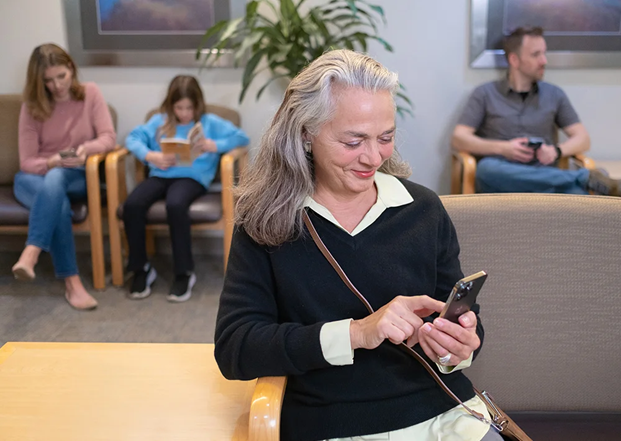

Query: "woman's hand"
left=195, top=138, right=217, bottom=153
left=60, top=145, right=87, bottom=168
left=146, top=151, right=177, bottom=170
left=418, top=311, right=480, bottom=366
left=349, top=295, right=445, bottom=350
left=46, top=153, right=62, bottom=169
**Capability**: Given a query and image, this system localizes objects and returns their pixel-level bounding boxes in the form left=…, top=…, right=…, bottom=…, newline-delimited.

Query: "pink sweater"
left=18, top=82, right=117, bottom=175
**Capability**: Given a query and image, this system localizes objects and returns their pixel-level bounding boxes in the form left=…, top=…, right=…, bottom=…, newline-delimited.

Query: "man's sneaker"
left=167, top=272, right=196, bottom=303
left=128, top=263, right=157, bottom=299
left=587, top=169, right=621, bottom=196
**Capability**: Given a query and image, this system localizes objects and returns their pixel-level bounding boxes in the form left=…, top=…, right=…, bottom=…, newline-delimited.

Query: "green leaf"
left=195, top=20, right=230, bottom=60
left=345, top=0, right=358, bottom=13
left=326, top=14, right=359, bottom=23
left=396, top=106, right=414, bottom=119
left=235, top=31, right=264, bottom=63
left=344, top=6, right=379, bottom=32
left=358, top=1, right=386, bottom=24
left=396, top=90, right=413, bottom=106
left=254, top=25, right=287, bottom=44
left=256, top=73, right=291, bottom=100
left=338, top=20, right=370, bottom=34
left=352, top=32, right=367, bottom=52
left=260, top=0, right=279, bottom=19
left=240, top=48, right=268, bottom=103
left=372, top=36, right=393, bottom=52
left=308, top=9, right=333, bottom=45
left=219, top=17, right=244, bottom=43
left=246, top=1, right=259, bottom=20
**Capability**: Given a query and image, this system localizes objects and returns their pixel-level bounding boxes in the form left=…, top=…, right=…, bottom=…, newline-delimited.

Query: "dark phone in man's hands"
left=526, top=137, right=544, bottom=150
left=439, top=271, right=487, bottom=323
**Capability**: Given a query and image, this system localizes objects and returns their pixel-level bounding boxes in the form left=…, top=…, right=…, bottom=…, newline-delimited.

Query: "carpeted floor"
left=0, top=251, right=223, bottom=347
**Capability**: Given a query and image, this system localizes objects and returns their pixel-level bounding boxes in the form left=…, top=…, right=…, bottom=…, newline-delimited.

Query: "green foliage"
left=196, top=0, right=412, bottom=118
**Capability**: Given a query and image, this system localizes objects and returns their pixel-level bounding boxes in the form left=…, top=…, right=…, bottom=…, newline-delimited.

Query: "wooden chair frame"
left=450, top=150, right=596, bottom=194
left=0, top=154, right=108, bottom=289
left=105, top=146, right=248, bottom=287
left=249, top=376, right=287, bottom=441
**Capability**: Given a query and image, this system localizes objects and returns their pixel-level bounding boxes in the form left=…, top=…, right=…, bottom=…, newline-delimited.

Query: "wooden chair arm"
left=221, top=146, right=249, bottom=164
left=220, top=147, right=249, bottom=270
left=85, top=152, right=108, bottom=218
left=572, top=153, right=596, bottom=170
left=105, top=147, right=130, bottom=216
left=249, top=376, right=287, bottom=441
left=451, top=150, right=477, bottom=194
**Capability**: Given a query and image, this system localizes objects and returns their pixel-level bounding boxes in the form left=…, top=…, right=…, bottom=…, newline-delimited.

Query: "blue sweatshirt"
left=125, top=113, right=249, bottom=189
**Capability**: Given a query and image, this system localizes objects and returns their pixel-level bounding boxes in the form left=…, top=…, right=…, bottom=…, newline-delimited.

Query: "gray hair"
left=235, top=49, right=411, bottom=246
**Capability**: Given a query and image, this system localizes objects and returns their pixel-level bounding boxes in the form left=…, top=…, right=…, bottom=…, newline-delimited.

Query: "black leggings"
left=123, top=177, right=206, bottom=275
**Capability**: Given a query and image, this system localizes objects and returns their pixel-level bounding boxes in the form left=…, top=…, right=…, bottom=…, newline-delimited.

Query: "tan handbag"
left=302, top=211, right=532, bottom=441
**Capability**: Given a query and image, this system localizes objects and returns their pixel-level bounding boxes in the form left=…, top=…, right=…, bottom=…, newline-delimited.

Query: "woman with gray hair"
left=215, top=50, right=500, bottom=441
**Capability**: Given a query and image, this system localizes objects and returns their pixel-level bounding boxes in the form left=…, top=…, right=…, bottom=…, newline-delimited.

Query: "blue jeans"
left=476, top=156, right=590, bottom=194
left=13, top=168, right=87, bottom=278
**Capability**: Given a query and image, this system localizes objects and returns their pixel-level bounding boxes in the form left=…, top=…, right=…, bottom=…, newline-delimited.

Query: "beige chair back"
left=441, top=193, right=621, bottom=411
left=0, top=95, right=22, bottom=186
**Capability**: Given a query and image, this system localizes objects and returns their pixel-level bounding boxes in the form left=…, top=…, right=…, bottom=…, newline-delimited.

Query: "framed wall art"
left=470, top=0, right=621, bottom=68
left=63, top=0, right=246, bottom=66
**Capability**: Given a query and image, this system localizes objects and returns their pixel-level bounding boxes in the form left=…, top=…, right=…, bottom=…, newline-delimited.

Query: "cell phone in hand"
left=59, top=150, right=77, bottom=158
left=439, top=271, right=487, bottom=323
left=526, top=137, right=544, bottom=150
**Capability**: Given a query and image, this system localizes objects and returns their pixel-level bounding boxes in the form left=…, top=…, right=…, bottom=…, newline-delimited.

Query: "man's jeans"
left=476, top=156, right=590, bottom=194
left=13, top=168, right=87, bottom=278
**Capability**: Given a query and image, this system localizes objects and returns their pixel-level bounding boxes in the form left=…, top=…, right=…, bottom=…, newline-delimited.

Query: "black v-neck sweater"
left=215, top=180, right=484, bottom=441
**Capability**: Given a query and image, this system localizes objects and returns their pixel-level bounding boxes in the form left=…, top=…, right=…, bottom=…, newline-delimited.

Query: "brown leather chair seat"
left=0, top=186, right=88, bottom=225
left=116, top=191, right=222, bottom=225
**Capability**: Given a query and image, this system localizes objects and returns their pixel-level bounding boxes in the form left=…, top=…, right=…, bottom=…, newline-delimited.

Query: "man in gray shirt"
left=452, top=27, right=620, bottom=196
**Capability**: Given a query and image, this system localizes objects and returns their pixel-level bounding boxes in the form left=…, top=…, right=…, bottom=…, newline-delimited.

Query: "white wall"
left=2, top=0, right=620, bottom=194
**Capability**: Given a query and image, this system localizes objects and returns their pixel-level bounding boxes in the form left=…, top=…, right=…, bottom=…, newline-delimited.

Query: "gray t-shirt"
left=457, top=79, right=580, bottom=146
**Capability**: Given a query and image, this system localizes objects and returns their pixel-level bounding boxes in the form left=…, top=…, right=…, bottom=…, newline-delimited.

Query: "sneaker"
left=587, top=169, right=621, bottom=196
left=167, top=272, right=196, bottom=303
left=128, top=263, right=157, bottom=299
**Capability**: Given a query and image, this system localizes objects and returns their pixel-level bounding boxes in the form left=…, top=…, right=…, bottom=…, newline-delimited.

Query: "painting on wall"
left=97, top=0, right=215, bottom=34
left=63, top=0, right=245, bottom=66
left=470, top=0, right=621, bottom=68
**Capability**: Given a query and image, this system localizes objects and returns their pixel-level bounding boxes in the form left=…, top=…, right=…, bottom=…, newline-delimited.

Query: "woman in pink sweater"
left=11, top=43, right=116, bottom=310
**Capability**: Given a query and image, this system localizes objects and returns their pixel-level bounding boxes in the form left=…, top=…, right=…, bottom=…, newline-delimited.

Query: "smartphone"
left=439, top=271, right=487, bottom=323
left=526, top=137, right=544, bottom=150
left=59, top=150, right=77, bottom=158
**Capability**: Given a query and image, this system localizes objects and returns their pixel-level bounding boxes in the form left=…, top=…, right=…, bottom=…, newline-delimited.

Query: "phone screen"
left=439, top=271, right=487, bottom=323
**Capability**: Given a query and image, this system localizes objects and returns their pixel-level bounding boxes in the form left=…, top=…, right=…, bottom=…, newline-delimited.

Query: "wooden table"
left=0, top=342, right=256, bottom=440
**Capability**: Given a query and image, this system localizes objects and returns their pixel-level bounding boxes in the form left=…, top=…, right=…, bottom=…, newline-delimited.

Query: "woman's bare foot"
left=64, top=275, right=98, bottom=310
left=12, top=245, right=41, bottom=281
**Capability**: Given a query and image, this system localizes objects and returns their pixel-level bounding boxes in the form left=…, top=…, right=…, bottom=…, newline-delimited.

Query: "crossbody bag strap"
left=302, top=210, right=500, bottom=431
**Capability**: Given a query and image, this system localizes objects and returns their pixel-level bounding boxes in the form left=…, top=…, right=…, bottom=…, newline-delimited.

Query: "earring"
left=304, top=141, right=312, bottom=153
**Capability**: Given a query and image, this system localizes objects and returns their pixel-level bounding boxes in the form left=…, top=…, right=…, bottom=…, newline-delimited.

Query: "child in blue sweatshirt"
left=124, top=75, right=249, bottom=302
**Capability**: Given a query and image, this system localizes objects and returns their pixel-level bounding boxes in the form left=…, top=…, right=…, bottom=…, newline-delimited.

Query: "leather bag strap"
left=302, top=210, right=501, bottom=430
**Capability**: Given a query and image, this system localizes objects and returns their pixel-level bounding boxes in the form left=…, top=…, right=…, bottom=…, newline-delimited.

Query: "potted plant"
left=197, top=0, right=412, bottom=118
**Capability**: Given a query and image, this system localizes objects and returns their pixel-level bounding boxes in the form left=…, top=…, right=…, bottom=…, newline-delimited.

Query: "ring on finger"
left=438, top=353, right=452, bottom=366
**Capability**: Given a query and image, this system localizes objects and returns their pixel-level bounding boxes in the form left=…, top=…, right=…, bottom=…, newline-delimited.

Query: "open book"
left=160, top=122, right=205, bottom=166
